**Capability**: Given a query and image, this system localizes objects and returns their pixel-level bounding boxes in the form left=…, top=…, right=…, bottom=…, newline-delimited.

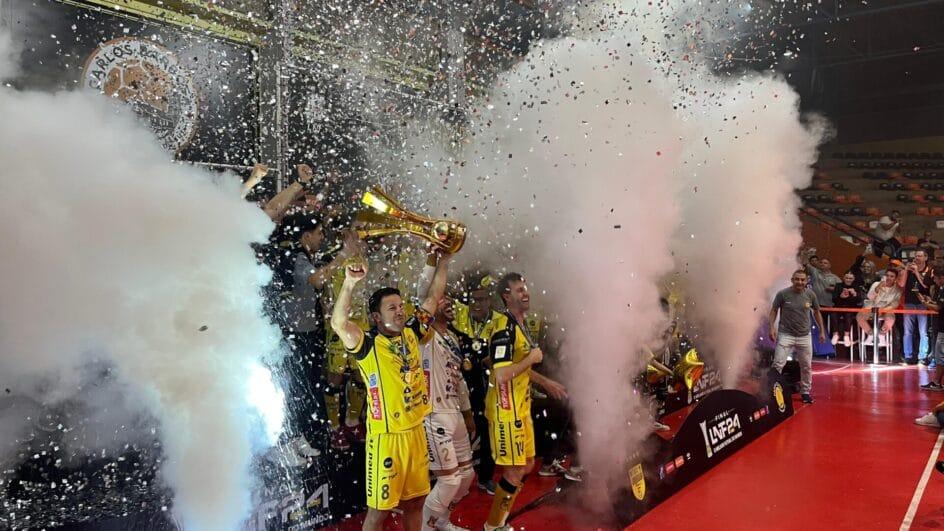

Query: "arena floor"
left=329, top=360, right=944, bottom=530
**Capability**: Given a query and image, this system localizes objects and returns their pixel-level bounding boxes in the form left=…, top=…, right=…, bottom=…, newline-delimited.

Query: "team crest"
left=773, top=382, right=786, bottom=413
left=629, top=463, right=646, bottom=501
left=82, top=37, right=198, bottom=154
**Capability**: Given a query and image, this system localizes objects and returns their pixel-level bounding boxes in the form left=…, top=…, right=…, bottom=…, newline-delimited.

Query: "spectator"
left=856, top=268, right=903, bottom=344
left=917, top=271, right=944, bottom=390
left=873, top=210, right=902, bottom=258
left=806, top=256, right=841, bottom=309
left=850, top=245, right=880, bottom=289
left=769, top=269, right=826, bottom=404
left=900, top=250, right=932, bottom=365
left=832, top=272, right=864, bottom=347
left=918, top=230, right=941, bottom=256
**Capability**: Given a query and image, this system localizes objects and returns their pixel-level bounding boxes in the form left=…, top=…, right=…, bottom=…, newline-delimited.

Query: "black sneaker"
left=477, top=479, right=496, bottom=496
left=921, top=358, right=932, bottom=366
left=921, top=382, right=944, bottom=391
left=801, top=394, right=814, bottom=404
left=936, top=461, right=944, bottom=475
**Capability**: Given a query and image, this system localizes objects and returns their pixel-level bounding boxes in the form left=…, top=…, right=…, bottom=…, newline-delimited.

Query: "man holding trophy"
left=331, top=188, right=466, bottom=531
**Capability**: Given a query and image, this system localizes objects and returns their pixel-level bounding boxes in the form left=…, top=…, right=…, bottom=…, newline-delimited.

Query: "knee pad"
left=449, top=466, right=475, bottom=510
left=425, top=471, right=463, bottom=515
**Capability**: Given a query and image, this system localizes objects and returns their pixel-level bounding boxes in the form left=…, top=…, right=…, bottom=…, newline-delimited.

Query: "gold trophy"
left=355, top=187, right=467, bottom=253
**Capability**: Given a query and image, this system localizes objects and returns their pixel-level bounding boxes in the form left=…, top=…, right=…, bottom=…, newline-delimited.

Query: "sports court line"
left=900, top=429, right=944, bottom=530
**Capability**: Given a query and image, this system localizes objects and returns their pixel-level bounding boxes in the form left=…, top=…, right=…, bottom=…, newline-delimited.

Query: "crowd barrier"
left=819, top=306, right=936, bottom=364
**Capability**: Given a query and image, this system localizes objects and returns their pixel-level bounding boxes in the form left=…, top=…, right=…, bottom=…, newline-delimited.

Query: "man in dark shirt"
left=900, top=249, right=932, bottom=365
left=769, top=269, right=827, bottom=404
left=918, top=271, right=944, bottom=390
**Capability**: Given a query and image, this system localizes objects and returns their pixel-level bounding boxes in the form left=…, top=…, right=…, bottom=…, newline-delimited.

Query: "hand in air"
left=345, top=259, right=367, bottom=283
left=297, top=164, right=314, bottom=184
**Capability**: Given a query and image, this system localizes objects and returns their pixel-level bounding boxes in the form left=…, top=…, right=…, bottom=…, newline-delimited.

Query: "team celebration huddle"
left=329, top=247, right=566, bottom=531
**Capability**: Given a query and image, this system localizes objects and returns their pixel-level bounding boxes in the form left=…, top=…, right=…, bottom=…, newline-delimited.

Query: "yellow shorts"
left=488, top=415, right=535, bottom=467
left=365, top=424, right=430, bottom=510
left=326, top=340, right=358, bottom=376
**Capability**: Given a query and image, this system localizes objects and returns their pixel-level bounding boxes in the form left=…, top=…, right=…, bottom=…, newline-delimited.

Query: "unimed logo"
left=699, top=409, right=743, bottom=459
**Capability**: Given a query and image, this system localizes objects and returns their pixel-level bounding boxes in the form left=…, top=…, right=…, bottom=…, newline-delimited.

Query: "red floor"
left=325, top=361, right=944, bottom=530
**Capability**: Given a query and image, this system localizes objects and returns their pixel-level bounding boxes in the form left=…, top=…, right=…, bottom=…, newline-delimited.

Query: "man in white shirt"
left=873, top=210, right=902, bottom=258
left=419, top=256, right=476, bottom=531
left=856, top=268, right=903, bottom=340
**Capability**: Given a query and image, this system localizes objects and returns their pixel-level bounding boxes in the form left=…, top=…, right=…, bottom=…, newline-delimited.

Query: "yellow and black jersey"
left=451, top=301, right=502, bottom=360
left=484, top=312, right=534, bottom=422
left=348, top=316, right=434, bottom=434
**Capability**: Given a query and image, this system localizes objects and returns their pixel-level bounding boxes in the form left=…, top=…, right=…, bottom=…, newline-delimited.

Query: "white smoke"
left=371, top=0, right=826, bottom=507
left=0, top=32, right=282, bottom=530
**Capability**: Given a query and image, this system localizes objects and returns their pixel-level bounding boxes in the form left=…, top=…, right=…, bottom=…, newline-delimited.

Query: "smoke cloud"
left=372, top=0, right=826, bottom=507
left=0, top=31, right=281, bottom=530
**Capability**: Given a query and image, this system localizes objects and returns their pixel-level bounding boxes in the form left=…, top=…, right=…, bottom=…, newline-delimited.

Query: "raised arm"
left=420, top=251, right=452, bottom=315
left=241, top=163, right=269, bottom=198
left=308, top=230, right=364, bottom=290
left=330, top=260, right=367, bottom=351
left=262, top=164, right=314, bottom=222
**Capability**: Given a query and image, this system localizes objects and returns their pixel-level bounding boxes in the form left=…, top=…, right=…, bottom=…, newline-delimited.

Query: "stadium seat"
left=863, top=171, right=875, bottom=179
left=904, top=235, right=920, bottom=245
left=927, top=194, right=940, bottom=202
left=879, top=182, right=892, bottom=191
left=906, top=183, right=922, bottom=191
left=913, top=194, right=929, bottom=203
left=866, top=207, right=881, bottom=216
left=835, top=195, right=849, bottom=203
left=932, top=207, right=944, bottom=217
left=894, top=182, right=906, bottom=190
left=817, top=194, right=832, bottom=203
left=848, top=162, right=859, bottom=168
left=917, top=207, right=931, bottom=216
left=835, top=208, right=850, bottom=216
left=831, top=183, right=848, bottom=191
left=848, top=194, right=863, bottom=204
left=897, top=194, right=912, bottom=202
left=816, top=183, right=832, bottom=191
left=854, top=221, right=869, bottom=230
left=850, top=207, right=865, bottom=216
left=904, top=172, right=915, bottom=179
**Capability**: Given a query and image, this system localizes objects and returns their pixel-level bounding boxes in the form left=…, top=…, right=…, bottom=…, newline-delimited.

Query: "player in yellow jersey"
left=483, top=273, right=567, bottom=531
left=331, top=252, right=452, bottom=531
left=450, top=274, right=502, bottom=494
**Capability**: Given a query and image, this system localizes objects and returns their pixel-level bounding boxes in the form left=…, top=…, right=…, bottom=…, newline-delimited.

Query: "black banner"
left=610, top=369, right=794, bottom=526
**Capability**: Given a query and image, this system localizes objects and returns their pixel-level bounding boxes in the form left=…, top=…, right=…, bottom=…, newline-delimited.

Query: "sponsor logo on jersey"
left=368, top=373, right=383, bottom=420
left=499, top=381, right=511, bottom=410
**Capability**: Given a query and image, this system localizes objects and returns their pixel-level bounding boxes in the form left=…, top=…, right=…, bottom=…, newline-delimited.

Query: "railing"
left=819, top=306, right=936, bottom=364
left=799, top=205, right=874, bottom=247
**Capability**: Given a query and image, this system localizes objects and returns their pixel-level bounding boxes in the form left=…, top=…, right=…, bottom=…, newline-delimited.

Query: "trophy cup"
left=354, top=187, right=467, bottom=253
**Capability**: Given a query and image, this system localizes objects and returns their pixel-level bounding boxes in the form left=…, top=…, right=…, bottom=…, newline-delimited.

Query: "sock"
left=485, top=477, right=520, bottom=529
left=345, top=379, right=366, bottom=425
left=324, top=384, right=342, bottom=431
left=423, top=472, right=463, bottom=531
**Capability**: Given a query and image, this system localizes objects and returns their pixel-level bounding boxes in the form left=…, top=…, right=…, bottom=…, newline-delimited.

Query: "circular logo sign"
left=82, top=37, right=197, bottom=154
left=773, top=382, right=786, bottom=413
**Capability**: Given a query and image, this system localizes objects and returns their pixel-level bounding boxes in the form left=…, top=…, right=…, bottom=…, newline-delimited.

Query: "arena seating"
left=803, top=141, right=944, bottom=255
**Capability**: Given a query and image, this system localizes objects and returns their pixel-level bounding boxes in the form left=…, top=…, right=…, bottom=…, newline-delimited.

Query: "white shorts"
left=424, top=412, right=472, bottom=471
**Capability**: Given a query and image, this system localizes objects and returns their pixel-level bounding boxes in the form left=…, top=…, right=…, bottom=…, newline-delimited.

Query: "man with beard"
left=769, top=269, right=826, bottom=404
left=483, top=273, right=567, bottom=531
left=331, top=252, right=450, bottom=531
left=451, top=273, right=502, bottom=494
left=419, top=255, right=476, bottom=531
